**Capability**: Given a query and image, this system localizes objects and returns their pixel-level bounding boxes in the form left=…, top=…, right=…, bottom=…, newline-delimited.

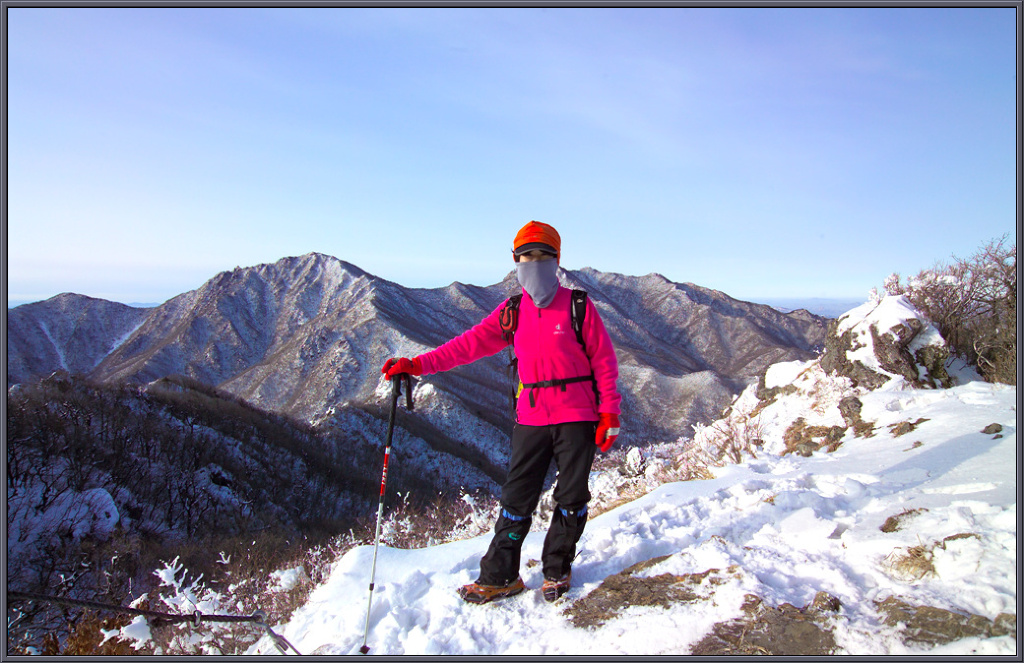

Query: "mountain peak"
left=289, top=252, right=370, bottom=278
left=201, top=253, right=376, bottom=301
left=10, top=256, right=833, bottom=455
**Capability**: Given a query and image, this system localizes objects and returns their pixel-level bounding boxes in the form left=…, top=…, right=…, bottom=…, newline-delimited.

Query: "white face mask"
left=515, top=258, right=560, bottom=308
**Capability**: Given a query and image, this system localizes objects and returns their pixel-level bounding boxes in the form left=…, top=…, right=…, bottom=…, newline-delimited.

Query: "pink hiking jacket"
left=417, top=286, right=621, bottom=426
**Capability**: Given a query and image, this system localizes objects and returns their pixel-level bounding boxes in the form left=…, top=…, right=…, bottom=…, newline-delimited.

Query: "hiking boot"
left=458, top=577, right=527, bottom=604
left=541, top=572, right=571, bottom=602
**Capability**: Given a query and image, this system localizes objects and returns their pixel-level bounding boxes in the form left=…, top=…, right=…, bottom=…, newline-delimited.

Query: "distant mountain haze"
left=7, top=253, right=828, bottom=485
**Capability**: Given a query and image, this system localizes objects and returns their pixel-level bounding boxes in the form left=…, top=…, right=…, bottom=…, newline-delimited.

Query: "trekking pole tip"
left=359, top=645, right=370, bottom=655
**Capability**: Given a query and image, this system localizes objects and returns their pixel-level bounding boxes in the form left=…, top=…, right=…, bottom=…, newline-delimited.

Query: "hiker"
left=381, top=220, right=622, bottom=603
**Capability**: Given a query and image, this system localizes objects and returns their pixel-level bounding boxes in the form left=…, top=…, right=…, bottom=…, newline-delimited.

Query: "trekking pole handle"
left=402, top=373, right=414, bottom=411
left=389, top=373, right=414, bottom=411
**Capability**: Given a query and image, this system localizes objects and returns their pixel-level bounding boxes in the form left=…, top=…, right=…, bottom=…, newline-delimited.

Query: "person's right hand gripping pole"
left=381, top=357, right=423, bottom=379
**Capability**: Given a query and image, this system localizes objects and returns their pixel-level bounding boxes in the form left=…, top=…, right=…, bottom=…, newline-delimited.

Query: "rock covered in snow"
left=691, top=296, right=979, bottom=461
left=820, top=295, right=952, bottom=390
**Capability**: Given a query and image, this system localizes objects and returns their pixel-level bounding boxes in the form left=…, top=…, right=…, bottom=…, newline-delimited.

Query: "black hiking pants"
left=478, top=421, right=597, bottom=586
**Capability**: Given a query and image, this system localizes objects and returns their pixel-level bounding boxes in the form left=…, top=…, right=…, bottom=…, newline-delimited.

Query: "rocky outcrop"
left=819, top=297, right=952, bottom=390
left=697, top=295, right=970, bottom=464
left=915, top=344, right=953, bottom=389
left=820, top=318, right=891, bottom=390
left=838, top=395, right=875, bottom=436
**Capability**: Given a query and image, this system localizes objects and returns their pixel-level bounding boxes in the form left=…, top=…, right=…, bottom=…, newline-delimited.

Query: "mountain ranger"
left=382, top=220, right=622, bottom=603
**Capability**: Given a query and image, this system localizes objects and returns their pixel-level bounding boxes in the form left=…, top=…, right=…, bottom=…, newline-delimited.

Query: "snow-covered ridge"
left=213, top=295, right=1014, bottom=656
left=7, top=295, right=153, bottom=385
left=8, top=252, right=830, bottom=495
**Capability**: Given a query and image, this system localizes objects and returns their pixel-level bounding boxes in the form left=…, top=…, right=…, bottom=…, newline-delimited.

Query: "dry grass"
left=376, top=490, right=499, bottom=549
left=939, top=532, right=981, bottom=546
left=588, top=464, right=680, bottom=518
left=783, top=418, right=847, bottom=456
left=883, top=532, right=979, bottom=583
left=888, top=418, right=930, bottom=437
left=880, top=508, right=928, bottom=533
left=886, top=543, right=937, bottom=581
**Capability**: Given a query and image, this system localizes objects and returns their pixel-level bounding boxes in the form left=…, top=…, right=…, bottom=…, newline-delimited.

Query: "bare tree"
left=885, top=235, right=1016, bottom=385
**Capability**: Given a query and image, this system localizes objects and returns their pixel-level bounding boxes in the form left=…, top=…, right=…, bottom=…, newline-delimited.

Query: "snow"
left=764, top=358, right=815, bottom=389
left=835, top=294, right=939, bottom=338
left=76, top=294, right=1017, bottom=656
left=37, top=319, right=68, bottom=371
left=834, top=294, right=948, bottom=388
left=269, top=566, right=310, bottom=593
left=8, top=485, right=120, bottom=579
left=102, top=618, right=151, bottom=652
left=239, top=367, right=1016, bottom=655
left=105, top=316, right=147, bottom=359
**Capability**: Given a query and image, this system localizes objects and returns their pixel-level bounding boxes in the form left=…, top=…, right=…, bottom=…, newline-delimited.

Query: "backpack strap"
left=499, top=294, right=522, bottom=344
left=500, top=294, right=523, bottom=420
left=571, top=289, right=601, bottom=405
left=570, top=289, right=588, bottom=351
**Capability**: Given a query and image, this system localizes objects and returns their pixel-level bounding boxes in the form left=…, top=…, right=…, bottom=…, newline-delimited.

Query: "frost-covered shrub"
left=883, top=235, right=1015, bottom=385
left=105, top=548, right=331, bottom=656
left=5, top=372, right=391, bottom=653
left=684, top=409, right=766, bottom=474
left=375, top=489, right=500, bottom=549
left=96, top=557, right=265, bottom=655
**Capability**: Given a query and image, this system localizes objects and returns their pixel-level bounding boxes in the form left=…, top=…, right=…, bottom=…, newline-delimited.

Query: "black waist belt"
left=520, top=375, right=596, bottom=408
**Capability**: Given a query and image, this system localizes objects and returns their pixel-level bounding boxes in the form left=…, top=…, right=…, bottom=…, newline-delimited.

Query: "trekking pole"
left=360, top=373, right=413, bottom=655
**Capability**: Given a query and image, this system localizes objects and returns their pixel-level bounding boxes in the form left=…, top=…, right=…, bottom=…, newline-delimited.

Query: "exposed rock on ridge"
left=693, top=294, right=970, bottom=464
left=820, top=295, right=951, bottom=390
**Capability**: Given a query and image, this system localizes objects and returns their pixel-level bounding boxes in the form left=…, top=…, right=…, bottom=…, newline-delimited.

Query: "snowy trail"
left=249, top=380, right=1016, bottom=656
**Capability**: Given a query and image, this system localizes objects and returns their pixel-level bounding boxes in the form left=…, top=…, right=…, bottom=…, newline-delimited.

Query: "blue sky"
left=6, top=7, right=1017, bottom=306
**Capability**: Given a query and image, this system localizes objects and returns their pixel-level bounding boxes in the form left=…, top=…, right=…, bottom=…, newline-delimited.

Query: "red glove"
left=596, top=413, right=620, bottom=453
left=382, top=357, right=423, bottom=379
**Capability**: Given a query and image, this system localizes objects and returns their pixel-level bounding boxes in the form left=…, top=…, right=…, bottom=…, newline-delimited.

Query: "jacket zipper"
left=537, top=304, right=547, bottom=420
